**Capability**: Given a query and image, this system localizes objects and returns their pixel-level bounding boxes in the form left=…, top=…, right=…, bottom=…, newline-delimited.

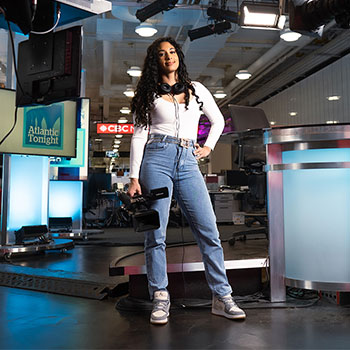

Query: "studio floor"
left=1, top=224, right=350, bottom=350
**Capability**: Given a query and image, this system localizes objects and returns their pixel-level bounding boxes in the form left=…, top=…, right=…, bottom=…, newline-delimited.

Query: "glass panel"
left=49, top=180, right=83, bottom=231
left=283, top=148, right=350, bottom=164
left=283, top=149, right=350, bottom=282
left=8, top=155, right=49, bottom=232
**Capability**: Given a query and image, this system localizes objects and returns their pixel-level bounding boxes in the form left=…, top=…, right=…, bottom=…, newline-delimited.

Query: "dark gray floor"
left=1, top=225, right=350, bottom=349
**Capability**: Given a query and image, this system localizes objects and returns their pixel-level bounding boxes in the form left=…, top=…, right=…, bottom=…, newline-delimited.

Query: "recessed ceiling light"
left=235, top=70, right=252, bottom=80
left=327, top=95, right=341, bottom=101
left=326, top=120, right=339, bottom=124
left=127, top=67, right=142, bottom=77
left=289, top=112, right=298, bottom=116
left=270, top=121, right=276, bottom=125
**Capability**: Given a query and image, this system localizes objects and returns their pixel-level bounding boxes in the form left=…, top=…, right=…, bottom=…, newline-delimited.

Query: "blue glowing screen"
left=282, top=148, right=350, bottom=282
left=7, top=155, right=49, bottom=232
left=48, top=181, right=83, bottom=230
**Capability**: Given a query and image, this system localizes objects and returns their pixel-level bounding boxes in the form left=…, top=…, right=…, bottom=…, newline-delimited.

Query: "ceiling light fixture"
left=114, top=140, right=121, bottom=144
left=280, top=27, right=302, bottom=42
left=213, top=89, right=227, bottom=99
left=118, top=117, right=128, bottom=123
left=270, top=121, right=276, bottom=125
left=136, top=0, right=178, bottom=22
left=289, top=112, right=298, bottom=116
left=135, top=23, right=158, bottom=37
left=120, top=107, right=131, bottom=114
left=235, top=69, right=252, bottom=80
left=326, top=120, right=339, bottom=124
left=127, top=66, right=142, bottom=77
left=240, top=1, right=286, bottom=29
left=327, top=95, right=341, bottom=101
left=115, top=134, right=123, bottom=138
left=123, top=85, right=135, bottom=97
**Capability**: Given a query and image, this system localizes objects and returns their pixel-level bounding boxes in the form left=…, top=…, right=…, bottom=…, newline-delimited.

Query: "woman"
left=128, top=37, right=246, bottom=325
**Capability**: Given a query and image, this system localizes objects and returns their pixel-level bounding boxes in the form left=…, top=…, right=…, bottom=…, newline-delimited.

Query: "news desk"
left=265, top=124, right=350, bottom=301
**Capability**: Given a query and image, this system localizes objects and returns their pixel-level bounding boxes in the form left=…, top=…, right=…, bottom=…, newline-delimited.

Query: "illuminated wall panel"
left=283, top=149, right=350, bottom=282
left=48, top=181, right=83, bottom=230
left=7, top=155, right=49, bottom=232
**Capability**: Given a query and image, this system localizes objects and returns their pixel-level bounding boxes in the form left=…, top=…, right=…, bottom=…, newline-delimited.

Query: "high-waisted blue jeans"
left=139, top=135, right=232, bottom=299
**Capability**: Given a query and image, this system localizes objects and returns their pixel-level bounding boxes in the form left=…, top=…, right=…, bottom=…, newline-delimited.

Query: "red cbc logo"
left=97, top=123, right=134, bottom=134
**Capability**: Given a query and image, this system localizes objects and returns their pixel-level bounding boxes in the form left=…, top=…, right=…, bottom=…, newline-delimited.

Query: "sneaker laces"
left=152, top=293, right=170, bottom=317
left=153, top=300, right=169, bottom=312
left=220, top=295, right=239, bottom=311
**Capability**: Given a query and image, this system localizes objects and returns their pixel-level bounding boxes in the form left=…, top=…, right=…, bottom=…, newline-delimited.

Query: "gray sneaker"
left=212, top=294, right=246, bottom=320
left=150, top=290, right=170, bottom=325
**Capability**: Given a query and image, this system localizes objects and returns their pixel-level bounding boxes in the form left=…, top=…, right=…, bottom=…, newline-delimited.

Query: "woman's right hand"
left=127, top=178, right=142, bottom=197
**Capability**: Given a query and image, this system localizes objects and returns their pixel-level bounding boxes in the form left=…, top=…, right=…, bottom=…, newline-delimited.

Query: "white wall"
left=258, top=53, right=350, bottom=126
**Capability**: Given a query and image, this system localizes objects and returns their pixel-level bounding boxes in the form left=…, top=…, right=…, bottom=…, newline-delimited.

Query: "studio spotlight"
left=136, top=0, right=178, bottom=23
left=207, top=7, right=238, bottom=23
left=188, top=21, right=231, bottom=41
left=240, top=1, right=286, bottom=29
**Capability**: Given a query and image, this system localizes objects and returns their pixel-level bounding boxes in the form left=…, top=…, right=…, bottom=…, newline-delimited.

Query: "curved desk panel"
left=264, top=124, right=350, bottom=301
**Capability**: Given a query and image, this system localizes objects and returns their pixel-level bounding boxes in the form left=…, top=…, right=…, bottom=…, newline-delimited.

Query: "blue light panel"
left=283, top=148, right=350, bottom=283
left=7, top=155, right=49, bottom=231
left=49, top=180, right=83, bottom=230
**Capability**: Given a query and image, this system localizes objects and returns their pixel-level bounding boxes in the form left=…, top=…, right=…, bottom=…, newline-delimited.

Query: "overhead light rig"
left=188, top=0, right=237, bottom=41
left=135, top=0, right=179, bottom=22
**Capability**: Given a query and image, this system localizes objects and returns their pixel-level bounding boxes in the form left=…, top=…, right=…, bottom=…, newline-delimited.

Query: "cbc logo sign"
left=97, top=123, right=134, bottom=134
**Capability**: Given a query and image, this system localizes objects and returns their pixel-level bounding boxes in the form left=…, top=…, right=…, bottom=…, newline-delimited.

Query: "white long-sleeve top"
left=129, top=81, right=225, bottom=179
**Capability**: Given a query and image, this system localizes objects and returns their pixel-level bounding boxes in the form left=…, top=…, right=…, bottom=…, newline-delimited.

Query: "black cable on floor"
left=115, top=291, right=321, bottom=312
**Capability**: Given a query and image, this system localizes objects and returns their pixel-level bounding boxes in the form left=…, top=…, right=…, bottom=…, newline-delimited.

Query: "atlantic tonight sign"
left=23, top=104, right=64, bottom=149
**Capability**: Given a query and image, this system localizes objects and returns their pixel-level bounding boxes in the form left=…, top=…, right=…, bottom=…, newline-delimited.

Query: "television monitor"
left=228, top=105, right=270, bottom=133
left=106, top=150, right=119, bottom=158
left=16, top=25, right=82, bottom=106
left=225, top=170, right=249, bottom=188
left=0, top=88, right=77, bottom=157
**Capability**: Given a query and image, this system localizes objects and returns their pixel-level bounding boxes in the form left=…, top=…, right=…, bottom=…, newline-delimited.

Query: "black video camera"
left=118, top=187, right=169, bottom=232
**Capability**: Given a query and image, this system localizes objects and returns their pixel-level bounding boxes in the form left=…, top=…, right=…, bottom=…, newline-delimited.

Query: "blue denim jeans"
left=139, top=135, right=233, bottom=299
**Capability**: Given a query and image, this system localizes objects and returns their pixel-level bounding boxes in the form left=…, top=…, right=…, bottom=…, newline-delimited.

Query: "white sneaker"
left=150, top=290, right=170, bottom=325
left=212, top=294, right=246, bottom=320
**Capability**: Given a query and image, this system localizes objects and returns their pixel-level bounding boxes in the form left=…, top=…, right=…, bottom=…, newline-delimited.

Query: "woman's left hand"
left=194, top=144, right=211, bottom=159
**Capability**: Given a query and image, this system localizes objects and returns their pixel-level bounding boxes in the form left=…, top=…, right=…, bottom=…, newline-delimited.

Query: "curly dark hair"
left=131, top=37, right=203, bottom=127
